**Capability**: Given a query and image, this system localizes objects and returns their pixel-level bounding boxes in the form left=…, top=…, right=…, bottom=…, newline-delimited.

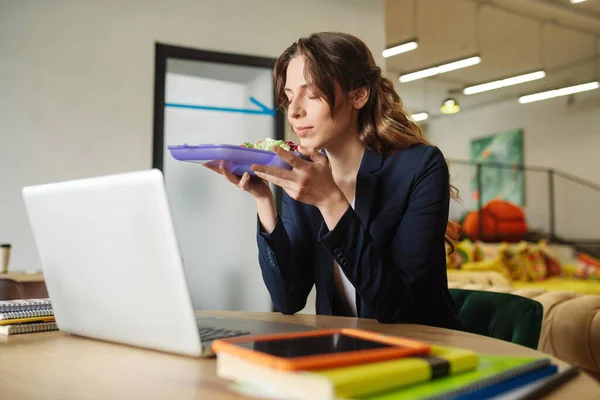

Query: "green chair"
left=449, top=289, right=543, bottom=350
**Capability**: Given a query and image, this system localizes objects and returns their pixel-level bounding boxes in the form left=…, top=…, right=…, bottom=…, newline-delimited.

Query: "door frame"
left=152, top=43, right=287, bottom=312
left=152, top=42, right=285, bottom=171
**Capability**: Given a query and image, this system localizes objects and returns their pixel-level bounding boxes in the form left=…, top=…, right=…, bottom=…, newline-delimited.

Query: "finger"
left=239, top=172, right=251, bottom=190
left=220, top=166, right=241, bottom=185
left=272, top=146, right=305, bottom=169
left=296, top=145, right=312, bottom=158
left=202, top=163, right=223, bottom=175
left=252, top=164, right=296, bottom=180
left=253, top=170, right=295, bottom=192
left=300, top=145, right=328, bottom=166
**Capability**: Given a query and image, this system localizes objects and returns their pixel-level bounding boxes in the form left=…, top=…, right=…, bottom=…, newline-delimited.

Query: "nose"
left=287, top=98, right=306, bottom=120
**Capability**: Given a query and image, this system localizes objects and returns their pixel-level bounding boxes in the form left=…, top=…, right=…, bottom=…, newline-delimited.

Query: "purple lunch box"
left=168, top=144, right=307, bottom=176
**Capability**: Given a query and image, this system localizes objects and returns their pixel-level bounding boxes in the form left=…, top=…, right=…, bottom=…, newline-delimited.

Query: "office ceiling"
left=385, top=0, right=600, bottom=118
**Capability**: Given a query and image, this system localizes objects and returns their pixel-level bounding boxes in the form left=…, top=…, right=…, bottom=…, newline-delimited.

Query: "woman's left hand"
left=251, top=146, right=346, bottom=211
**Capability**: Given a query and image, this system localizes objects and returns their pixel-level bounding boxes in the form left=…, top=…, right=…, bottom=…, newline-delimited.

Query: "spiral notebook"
left=0, top=308, right=54, bottom=321
left=0, top=298, right=52, bottom=313
left=0, top=321, right=58, bottom=335
left=0, top=298, right=56, bottom=335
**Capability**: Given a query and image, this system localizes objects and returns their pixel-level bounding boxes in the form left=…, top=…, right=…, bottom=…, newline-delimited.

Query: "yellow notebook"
left=219, top=345, right=478, bottom=400
left=0, top=308, right=54, bottom=321
left=0, top=316, right=55, bottom=326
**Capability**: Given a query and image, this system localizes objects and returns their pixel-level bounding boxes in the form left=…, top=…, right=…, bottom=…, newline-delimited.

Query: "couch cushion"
left=447, top=270, right=511, bottom=286
left=450, top=289, right=543, bottom=350
left=512, top=278, right=600, bottom=295
left=537, top=293, right=600, bottom=373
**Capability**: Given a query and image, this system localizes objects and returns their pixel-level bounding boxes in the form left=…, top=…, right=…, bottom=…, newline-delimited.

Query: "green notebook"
left=361, top=354, right=551, bottom=400
left=220, top=345, right=478, bottom=400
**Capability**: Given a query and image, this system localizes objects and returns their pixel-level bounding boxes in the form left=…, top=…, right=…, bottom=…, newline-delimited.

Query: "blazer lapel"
left=322, top=147, right=384, bottom=316
left=355, top=148, right=384, bottom=228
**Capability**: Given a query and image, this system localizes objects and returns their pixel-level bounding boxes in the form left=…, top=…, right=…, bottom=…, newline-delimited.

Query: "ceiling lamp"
left=463, top=70, right=547, bottom=95
left=518, top=81, right=599, bottom=104
left=383, top=0, right=420, bottom=58
left=382, top=39, right=418, bottom=58
left=411, top=112, right=428, bottom=122
left=441, top=98, right=460, bottom=114
left=400, top=55, right=481, bottom=83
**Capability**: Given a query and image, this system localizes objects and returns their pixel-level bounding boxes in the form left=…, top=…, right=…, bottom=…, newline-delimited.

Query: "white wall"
left=427, top=94, right=600, bottom=240
left=0, top=0, right=385, bottom=272
left=164, top=71, right=274, bottom=312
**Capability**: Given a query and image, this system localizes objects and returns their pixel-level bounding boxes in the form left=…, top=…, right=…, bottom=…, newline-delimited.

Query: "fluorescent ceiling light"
left=464, top=71, right=546, bottom=95
left=518, top=81, right=599, bottom=104
left=411, top=112, right=428, bottom=122
left=570, top=0, right=587, bottom=3
left=382, top=40, right=418, bottom=58
left=400, top=56, right=481, bottom=83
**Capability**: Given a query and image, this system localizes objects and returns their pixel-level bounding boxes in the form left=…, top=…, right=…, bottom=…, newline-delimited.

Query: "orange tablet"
left=211, top=328, right=430, bottom=371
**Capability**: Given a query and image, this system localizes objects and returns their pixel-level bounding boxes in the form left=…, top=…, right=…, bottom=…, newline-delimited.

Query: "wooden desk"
left=0, top=272, right=47, bottom=300
left=1, top=311, right=598, bottom=399
left=0, top=271, right=44, bottom=283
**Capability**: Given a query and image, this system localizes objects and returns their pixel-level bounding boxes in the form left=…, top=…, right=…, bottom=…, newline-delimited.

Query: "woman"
left=206, top=32, right=462, bottom=330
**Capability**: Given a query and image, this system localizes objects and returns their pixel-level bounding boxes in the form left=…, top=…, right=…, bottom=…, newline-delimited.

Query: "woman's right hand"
left=203, top=163, right=273, bottom=200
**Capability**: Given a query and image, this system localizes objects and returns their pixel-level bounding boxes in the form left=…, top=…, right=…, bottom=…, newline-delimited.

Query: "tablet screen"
left=233, top=333, right=402, bottom=358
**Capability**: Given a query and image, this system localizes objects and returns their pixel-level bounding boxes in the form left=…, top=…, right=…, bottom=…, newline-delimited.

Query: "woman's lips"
left=294, top=126, right=313, bottom=137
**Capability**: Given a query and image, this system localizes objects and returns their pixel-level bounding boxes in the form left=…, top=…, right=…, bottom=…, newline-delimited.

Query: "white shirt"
left=333, top=198, right=357, bottom=317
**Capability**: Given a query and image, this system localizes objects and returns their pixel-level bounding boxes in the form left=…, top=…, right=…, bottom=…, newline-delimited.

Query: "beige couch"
left=447, top=270, right=600, bottom=377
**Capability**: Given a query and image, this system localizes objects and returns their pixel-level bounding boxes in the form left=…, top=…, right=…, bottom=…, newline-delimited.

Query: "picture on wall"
left=470, top=128, right=525, bottom=207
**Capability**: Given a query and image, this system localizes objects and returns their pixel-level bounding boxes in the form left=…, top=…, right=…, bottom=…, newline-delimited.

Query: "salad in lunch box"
left=241, top=138, right=298, bottom=152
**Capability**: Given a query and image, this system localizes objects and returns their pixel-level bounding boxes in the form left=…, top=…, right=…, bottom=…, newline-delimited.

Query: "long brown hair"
left=274, top=32, right=460, bottom=248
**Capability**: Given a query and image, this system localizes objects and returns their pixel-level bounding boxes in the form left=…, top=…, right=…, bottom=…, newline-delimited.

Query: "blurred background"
left=1, top=0, right=599, bottom=312
left=389, top=0, right=600, bottom=249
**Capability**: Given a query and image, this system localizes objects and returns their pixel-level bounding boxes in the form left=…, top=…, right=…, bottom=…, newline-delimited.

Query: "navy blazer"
left=256, top=144, right=463, bottom=330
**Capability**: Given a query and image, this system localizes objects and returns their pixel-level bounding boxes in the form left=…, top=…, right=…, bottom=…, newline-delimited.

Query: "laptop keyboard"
left=198, top=327, right=250, bottom=342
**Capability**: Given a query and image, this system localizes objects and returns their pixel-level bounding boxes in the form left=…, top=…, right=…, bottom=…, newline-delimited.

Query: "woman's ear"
left=349, top=86, right=370, bottom=110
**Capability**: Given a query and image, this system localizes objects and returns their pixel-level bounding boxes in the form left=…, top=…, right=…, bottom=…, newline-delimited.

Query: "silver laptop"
left=22, top=169, right=313, bottom=357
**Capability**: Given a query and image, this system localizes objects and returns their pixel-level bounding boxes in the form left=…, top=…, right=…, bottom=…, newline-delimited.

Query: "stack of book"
left=0, top=298, right=57, bottom=335
left=216, top=339, right=577, bottom=399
